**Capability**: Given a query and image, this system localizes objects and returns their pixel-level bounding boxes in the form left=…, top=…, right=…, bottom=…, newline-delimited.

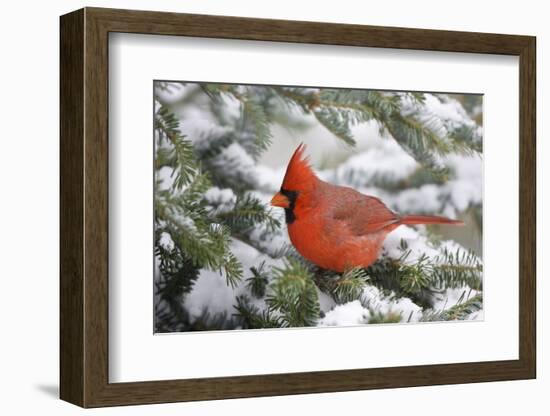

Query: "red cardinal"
left=270, top=144, right=463, bottom=272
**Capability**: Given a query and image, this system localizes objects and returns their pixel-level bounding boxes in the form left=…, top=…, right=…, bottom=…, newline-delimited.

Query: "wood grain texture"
left=518, top=37, right=536, bottom=376
left=83, top=10, right=110, bottom=406
left=59, top=7, right=537, bottom=408
left=59, top=8, right=84, bottom=406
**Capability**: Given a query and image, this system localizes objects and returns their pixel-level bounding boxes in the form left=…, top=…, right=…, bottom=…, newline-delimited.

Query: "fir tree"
left=154, top=82, right=483, bottom=332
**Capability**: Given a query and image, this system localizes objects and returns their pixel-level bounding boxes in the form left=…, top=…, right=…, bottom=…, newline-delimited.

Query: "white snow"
left=254, top=164, right=286, bottom=193
left=156, top=83, right=483, bottom=329
left=204, top=187, right=236, bottom=205
left=382, top=225, right=441, bottom=262
left=154, top=83, right=186, bottom=104
left=204, top=187, right=237, bottom=214
left=171, top=212, right=197, bottom=233
left=400, top=93, right=480, bottom=143
left=431, top=286, right=481, bottom=314
left=183, top=268, right=239, bottom=319
left=248, top=225, right=289, bottom=258
left=156, top=166, right=176, bottom=192
left=422, top=94, right=478, bottom=131
left=158, top=232, right=174, bottom=251
left=317, top=290, right=337, bottom=314
left=390, top=184, right=444, bottom=215
left=318, top=300, right=369, bottom=326
left=326, top=139, right=419, bottom=188
left=211, top=142, right=257, bottom=185
left=361, top=284, right=423, bottom=323
left=357, top=152, right=483, bottom=218
left=183, top=238, right=285, bottom=323
left=318, top=285, right=425, bottom=327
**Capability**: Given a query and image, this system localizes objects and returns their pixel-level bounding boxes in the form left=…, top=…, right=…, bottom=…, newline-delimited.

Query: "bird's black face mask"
left=279, top=188, right=298, bottom=224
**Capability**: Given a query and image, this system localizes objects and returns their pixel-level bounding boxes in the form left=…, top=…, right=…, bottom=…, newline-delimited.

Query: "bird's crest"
left=281, top=143, right=318, bottom=192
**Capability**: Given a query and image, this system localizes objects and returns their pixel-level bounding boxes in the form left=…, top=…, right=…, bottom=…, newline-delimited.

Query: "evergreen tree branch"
left=246, top=261, right=270, bottom=298
left=367, top=310, right=402, bottom=324
left=154, top=82, right=483, bottom=331
left=422, top=293, right=483, bottom=321
left=214, top=193, right=281, bottom=233
left=313, top=267, right=369, bottom=304
left=155, top=104, right=244, bottom=288
left=233, top=295, right=282, bottom=329
left=366, top=242, right=482, bottom=308
left=242, top=99, right=273, bottom=157
left=266, top=258, right=321, bottom=327
left=155, top=105, right=196, bottom=189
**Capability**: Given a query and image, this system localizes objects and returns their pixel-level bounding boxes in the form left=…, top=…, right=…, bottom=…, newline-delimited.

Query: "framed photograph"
left=60, top=7, right=536, bottom=408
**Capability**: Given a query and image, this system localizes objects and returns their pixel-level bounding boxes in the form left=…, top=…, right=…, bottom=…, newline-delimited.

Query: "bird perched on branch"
left=271, top=144, right=463, bottom=272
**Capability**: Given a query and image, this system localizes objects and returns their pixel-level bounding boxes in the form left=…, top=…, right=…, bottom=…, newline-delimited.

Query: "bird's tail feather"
left=399, top=215, right=464, bottom=226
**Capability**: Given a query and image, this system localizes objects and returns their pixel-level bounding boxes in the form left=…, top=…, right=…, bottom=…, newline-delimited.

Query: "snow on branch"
left=153, top=81, right=483, bottom=332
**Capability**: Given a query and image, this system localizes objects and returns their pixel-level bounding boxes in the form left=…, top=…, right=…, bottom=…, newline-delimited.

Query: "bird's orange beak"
left=270, top=192, right=290, bottom=208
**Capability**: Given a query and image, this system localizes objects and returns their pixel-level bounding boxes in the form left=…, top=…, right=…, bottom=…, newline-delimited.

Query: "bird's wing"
left=331, top=190, right=399, bottom=235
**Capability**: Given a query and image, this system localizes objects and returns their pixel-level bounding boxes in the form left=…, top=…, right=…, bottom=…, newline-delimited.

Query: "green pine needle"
left=246, top=261, right=270, bottom=298
left=266, top=259, right=321, bottom=327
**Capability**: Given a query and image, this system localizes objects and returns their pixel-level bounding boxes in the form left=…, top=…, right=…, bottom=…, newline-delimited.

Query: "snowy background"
left=154, top=81, right=483, bottom=332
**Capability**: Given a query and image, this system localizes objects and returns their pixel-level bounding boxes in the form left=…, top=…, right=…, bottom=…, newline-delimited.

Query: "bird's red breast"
left=271, top=144, right=463, bottom=272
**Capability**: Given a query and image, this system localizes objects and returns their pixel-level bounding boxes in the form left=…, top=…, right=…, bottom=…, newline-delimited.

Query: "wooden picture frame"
left=60, top=7, right=536, bottom=408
